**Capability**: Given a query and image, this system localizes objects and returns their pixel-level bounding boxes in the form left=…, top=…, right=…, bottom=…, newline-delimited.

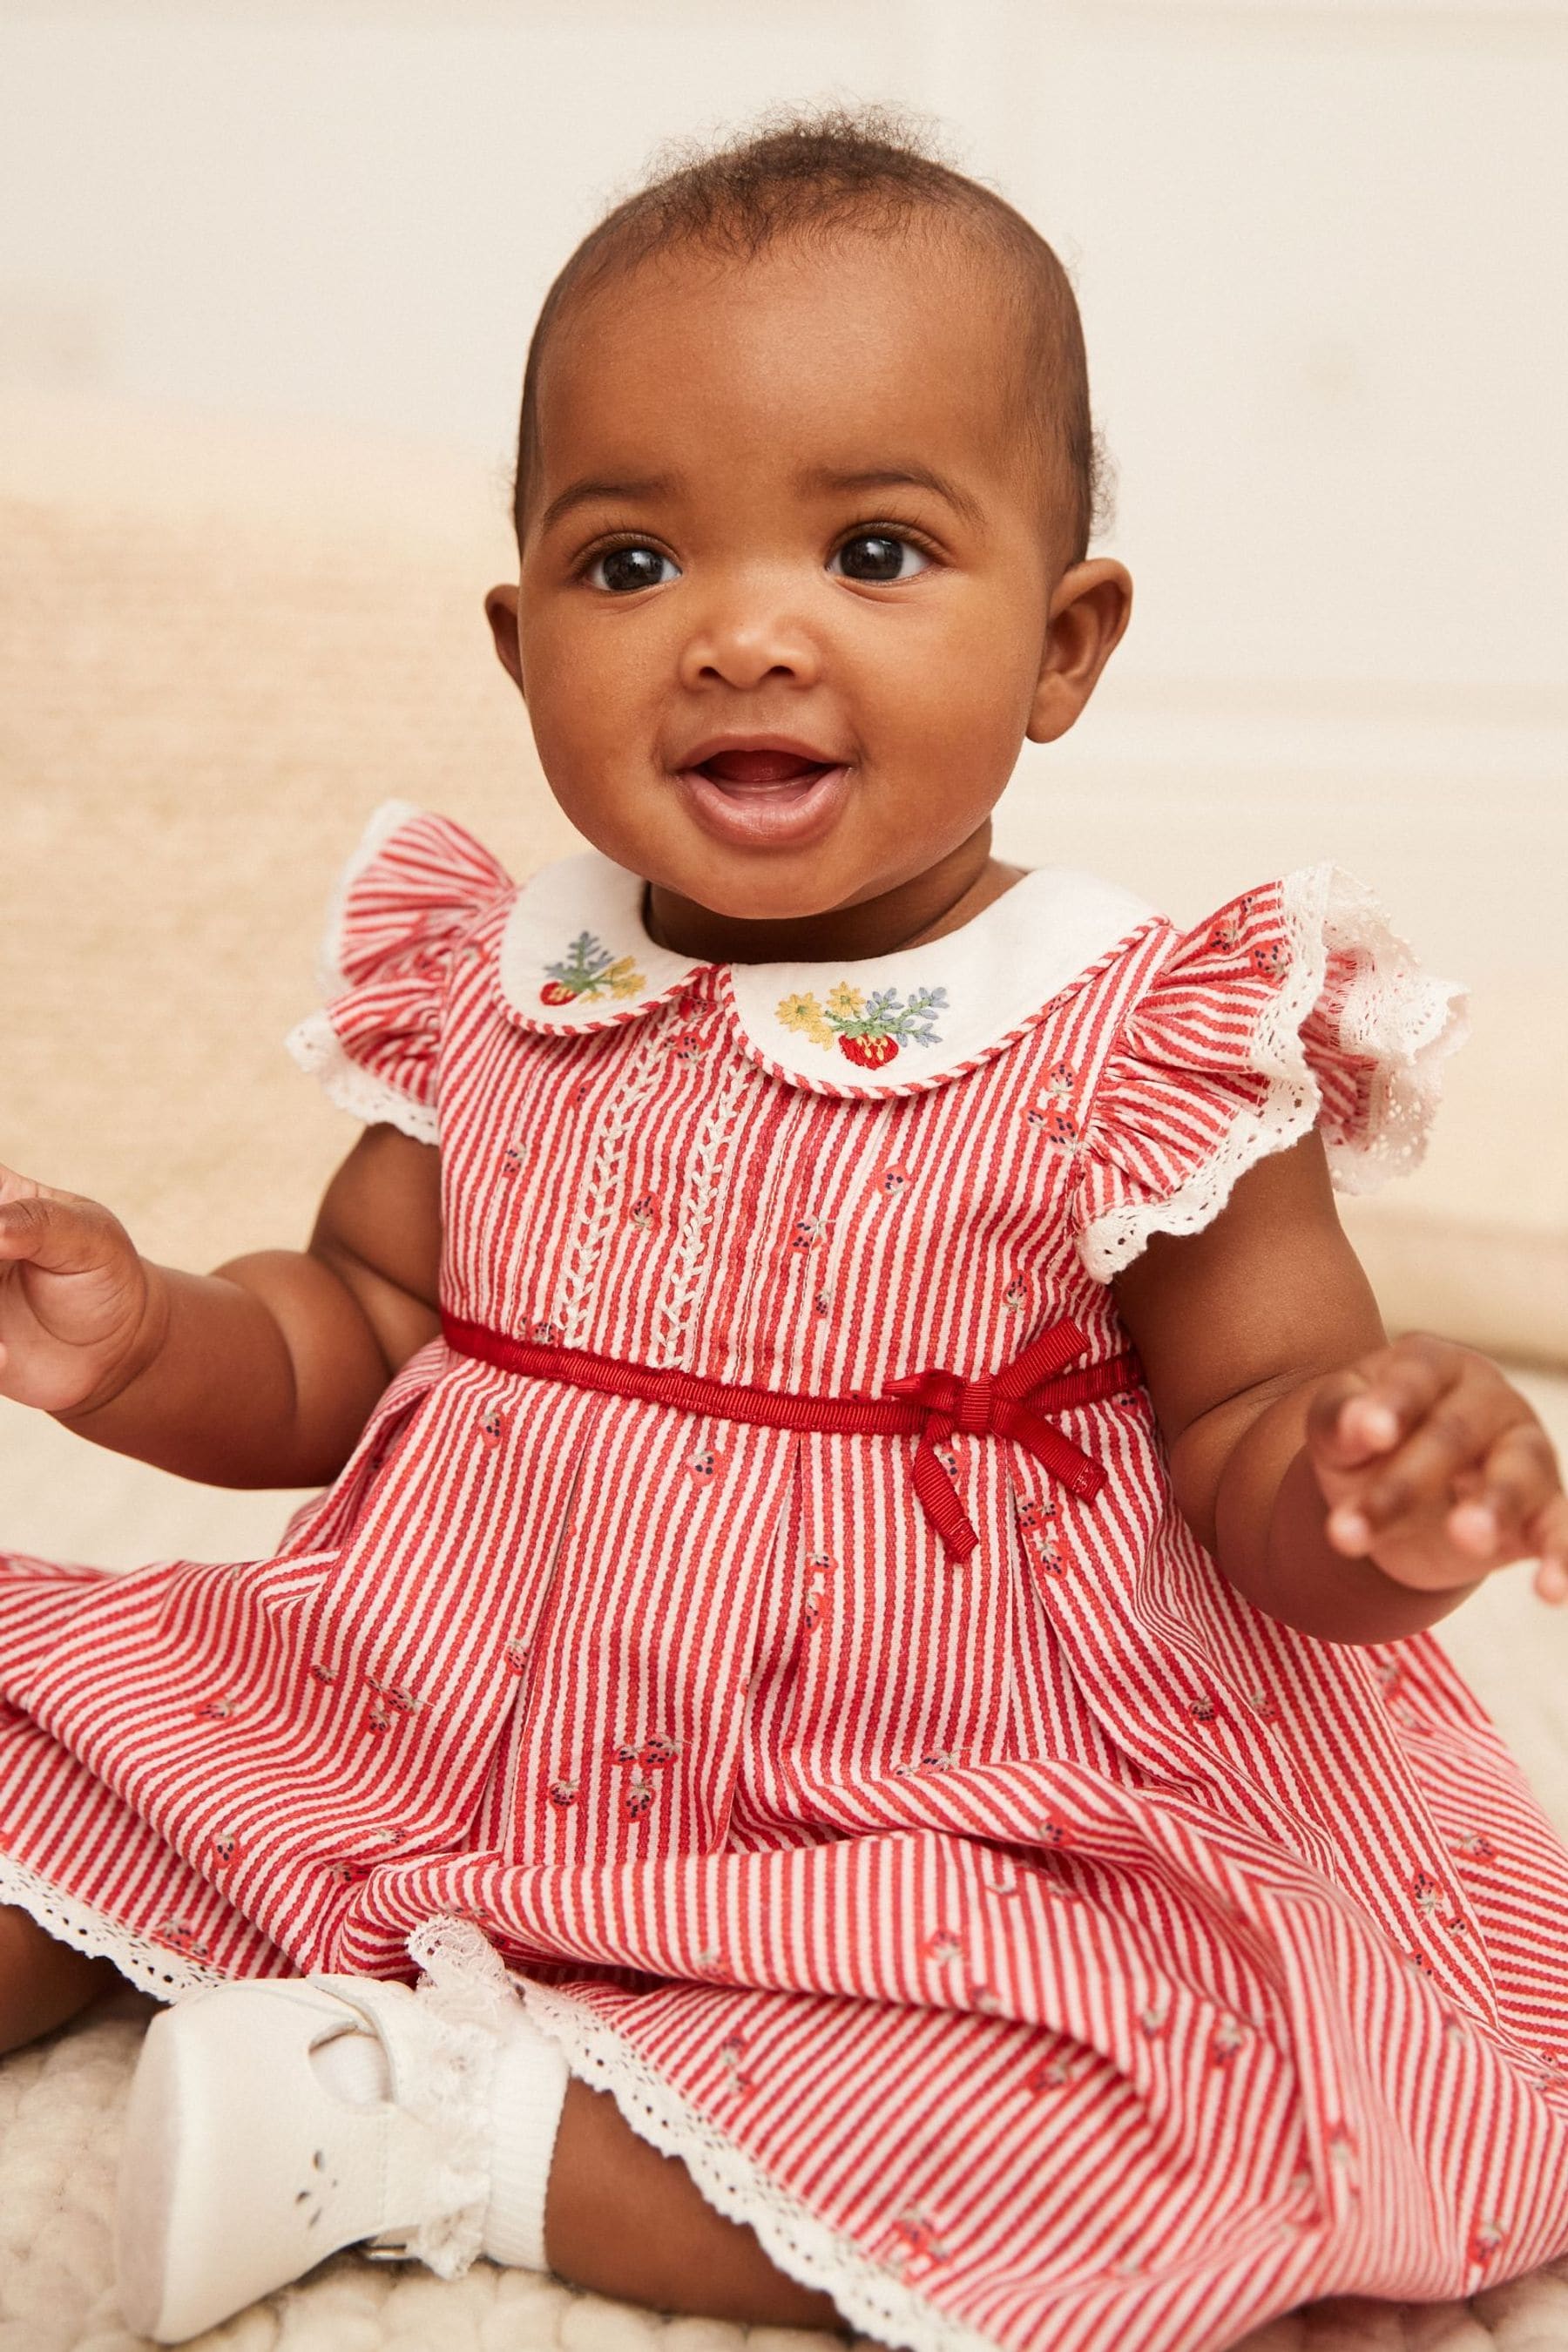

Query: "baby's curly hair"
left=512, top=105, right=1110, bottom=558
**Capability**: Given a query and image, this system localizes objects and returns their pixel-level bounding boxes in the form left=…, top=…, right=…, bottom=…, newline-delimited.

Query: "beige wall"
left=3, top=1, right=1565, bottom=1352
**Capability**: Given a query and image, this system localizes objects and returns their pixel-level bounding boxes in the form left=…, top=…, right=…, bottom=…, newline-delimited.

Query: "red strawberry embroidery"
left=839, top=1031, right=900, bottom=1070
left=538, top=979, right=578, bottom=1006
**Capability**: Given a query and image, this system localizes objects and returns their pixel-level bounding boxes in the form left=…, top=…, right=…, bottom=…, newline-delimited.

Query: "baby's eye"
left=829, top=534, right=930, bottom=585
left=587, top=545, right=680, bottom=593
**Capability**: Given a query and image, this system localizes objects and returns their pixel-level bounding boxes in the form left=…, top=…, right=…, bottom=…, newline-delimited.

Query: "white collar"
left=496, top=849, right=1158, bottom=1096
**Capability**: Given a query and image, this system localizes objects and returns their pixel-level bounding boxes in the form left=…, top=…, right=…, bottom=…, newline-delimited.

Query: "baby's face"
left=494, top=228, right=1117, bottom=931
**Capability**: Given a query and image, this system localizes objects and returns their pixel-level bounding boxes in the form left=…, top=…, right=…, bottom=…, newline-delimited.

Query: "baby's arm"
left=1112, top=1132, right=1568, bottom=1644
left=0, top=1125, right=439, bottom=1488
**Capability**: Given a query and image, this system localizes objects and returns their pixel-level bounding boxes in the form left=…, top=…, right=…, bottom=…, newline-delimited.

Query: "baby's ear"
left=1026, top=559, right=1132, bottom=744
left=483, top=584, right=526, bottom=702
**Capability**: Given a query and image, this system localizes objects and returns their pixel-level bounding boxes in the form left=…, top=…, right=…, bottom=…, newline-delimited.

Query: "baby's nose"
left=677, top=591, right=822, bottom=691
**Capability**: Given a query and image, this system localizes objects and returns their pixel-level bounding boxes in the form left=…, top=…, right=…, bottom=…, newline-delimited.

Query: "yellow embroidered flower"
left=826, top=981, right=866, bottom=1021
left=776, top=990, right=835, bottom=1047
left=605, top=957, right=647, bottom=999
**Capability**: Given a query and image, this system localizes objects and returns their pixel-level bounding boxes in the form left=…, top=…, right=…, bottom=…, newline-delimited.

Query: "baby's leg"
left=0, top=1903, right=118, bottom=2051
left=545, top=2075, right=843, bottom=2329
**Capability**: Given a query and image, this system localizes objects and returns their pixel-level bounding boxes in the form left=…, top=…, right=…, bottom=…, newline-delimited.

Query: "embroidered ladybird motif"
left=309, top=1662, right=338, bottom=1687
left=192, top=1695, right=235, bottom=1722
left=1468, top=2216, right=1506, bottom=2265
left=1002, top=1276, right=1030, bottom=1316
left=923, top=1930, right=963, bottom=1965
left=477, top=1405, right=507, bottom=1450
left=689, top=1448, right=720, bottom=1482
left=1206, top=896, right=1256, bottom=953
left=776, top=981, right=948, bottom=1068
left=367, top=1680, right=422, bottom=1716
left=1187, top=1695, right=1220, bottom=1725
left=792, top=1214, right=829, bottom=1251
left=324, top=1857, right=369, bottom=1886
left=1244, top=1686, right=1280, bottom=1723
left=611, top=1739, right=641, bottom=1765
left=1455, top=1831, right=1497, bottom=1862
left=624, top=1775, right=656, bottom=1819
left=667, top=1029, right=706, bottom=1064
left=813, top=1290, right=831, bottom=1316
left=1024, top=2049, right=1076, bottom=2093
left=1250, top=938, right=1288, bottom=982
left=530, top=1320, right=562, bottom=1347
left=878, top=1164, right=910, bottom=1196
left=715, top=2031, right=756, bottom=2100
left=1410, top=1868, right=1445, bottom=1917
left=1035, top=1815, right=1071, bottom=1847
left=892, top=1749, right=955, bottom=1777
left=629, top=1193, right=659, bottom=1230
left=1026, top=1060, right=1079, bottom=1140
left=547, top=1777, right=578, bottom=1808
left=199, top=1829, right=244, bottom=1874
left=538, top=932, right=645, bottom=1006
left=886, top=2207, right=947, bottom=2277
left=503, top=1638, right=530, bottom=1673
left=640, top=1735, right=680, bottom=1767
left=502, top=1143, right=524, bottom=1174
left=152, top=1917, right=213, bottom=1964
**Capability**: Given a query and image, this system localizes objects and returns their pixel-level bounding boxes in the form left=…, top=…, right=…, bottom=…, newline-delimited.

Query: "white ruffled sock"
left=311, top=1997, right=571, bottom=2270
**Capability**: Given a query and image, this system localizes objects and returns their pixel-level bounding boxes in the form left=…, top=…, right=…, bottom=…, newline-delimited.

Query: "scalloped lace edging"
left=1078, top=863, right=1468, bottom=1281
left=286, top=1007, right=439, bottom=1145
left=313, top=797, right=424, bottom=1003
left=1318, top=868, right=1469, bottom=1196
left=514, top=1974, right=1002, bottom=2352
left=0, top=1853, right=222, bottom=2003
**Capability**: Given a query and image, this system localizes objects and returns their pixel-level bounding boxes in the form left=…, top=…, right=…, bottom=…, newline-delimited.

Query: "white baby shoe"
left=115, top=1925, right=569, bottom=2344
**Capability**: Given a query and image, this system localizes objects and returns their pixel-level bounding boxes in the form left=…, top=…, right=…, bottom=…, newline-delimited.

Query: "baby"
left=2, top=109, right=1567, bottom=2352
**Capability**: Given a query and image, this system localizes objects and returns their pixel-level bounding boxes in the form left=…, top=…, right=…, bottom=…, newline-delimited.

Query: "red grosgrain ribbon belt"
left=440, top=1311, right=1140, bottom=1564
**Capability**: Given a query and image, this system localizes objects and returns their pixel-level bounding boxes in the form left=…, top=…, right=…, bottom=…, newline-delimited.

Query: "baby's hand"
left=1308, top=1335, right=1568, bottom=1607
left=0, top=1166, right=159, bottom=1416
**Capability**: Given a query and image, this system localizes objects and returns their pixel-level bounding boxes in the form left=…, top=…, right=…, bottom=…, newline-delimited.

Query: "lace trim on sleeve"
left=285, top=1006, right=439, bottom=1146
left=1078, top=862, right=1468, bottom=1282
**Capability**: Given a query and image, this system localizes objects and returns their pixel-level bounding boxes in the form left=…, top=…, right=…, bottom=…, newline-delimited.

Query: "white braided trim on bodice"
left=1078, top=863, right=1469, bottom=1282
left=285, top=1005, right=439, bottom=1146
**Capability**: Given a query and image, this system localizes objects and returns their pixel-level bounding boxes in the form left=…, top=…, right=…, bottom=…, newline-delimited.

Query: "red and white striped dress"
left=3, top=803, right=1567, bottom=2352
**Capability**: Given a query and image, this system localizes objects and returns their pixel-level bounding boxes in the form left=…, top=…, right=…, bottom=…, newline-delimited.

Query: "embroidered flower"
left=776, top=982, right=948, bottom=1069
left=539, top=931, right=646, bottom=1006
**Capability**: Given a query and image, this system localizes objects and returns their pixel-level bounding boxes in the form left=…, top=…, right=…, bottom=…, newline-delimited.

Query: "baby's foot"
left=115, top=1962, right=568, bottom=2342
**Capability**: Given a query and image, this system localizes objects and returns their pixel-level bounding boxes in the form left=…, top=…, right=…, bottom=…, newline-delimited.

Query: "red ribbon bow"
left=884, top=1319, right=1125, bottom=1563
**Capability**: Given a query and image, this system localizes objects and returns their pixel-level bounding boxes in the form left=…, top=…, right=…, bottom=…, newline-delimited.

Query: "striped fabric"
left=1, top=809, right=1562, bottom=2352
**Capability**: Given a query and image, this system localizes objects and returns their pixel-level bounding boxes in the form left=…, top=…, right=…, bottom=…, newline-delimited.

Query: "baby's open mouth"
left=675, top=741, right=852, bottom=849
left=693, top=748, right=835, bottom=790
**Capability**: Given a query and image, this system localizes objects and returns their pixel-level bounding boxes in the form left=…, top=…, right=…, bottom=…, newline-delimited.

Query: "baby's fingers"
left=1308, top=1335, right=1459, bottom=1472
left=1321, top=1362, right=1519, bottom=1557
left=1445, top=1418, right=1565, bottom=1565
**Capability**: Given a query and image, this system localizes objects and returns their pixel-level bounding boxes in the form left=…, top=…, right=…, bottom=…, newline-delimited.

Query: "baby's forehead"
left=535, top=223, right=1049, bottom=500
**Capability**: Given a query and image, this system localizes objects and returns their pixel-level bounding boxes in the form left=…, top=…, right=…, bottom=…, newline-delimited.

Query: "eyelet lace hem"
left=0, top=1853, right=225, bottom=2001
left=1078, top=863, right=1468, bottom=1281
left=286, top=1006, right=439, bottom=1146
left=514, top=1971, right=1002, bottom=2352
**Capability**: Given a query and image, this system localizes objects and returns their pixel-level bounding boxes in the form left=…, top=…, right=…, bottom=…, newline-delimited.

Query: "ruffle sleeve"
left=1071, top=864, right=1469, bottom=1282
left=286, top=801, right=513, bottom=1145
